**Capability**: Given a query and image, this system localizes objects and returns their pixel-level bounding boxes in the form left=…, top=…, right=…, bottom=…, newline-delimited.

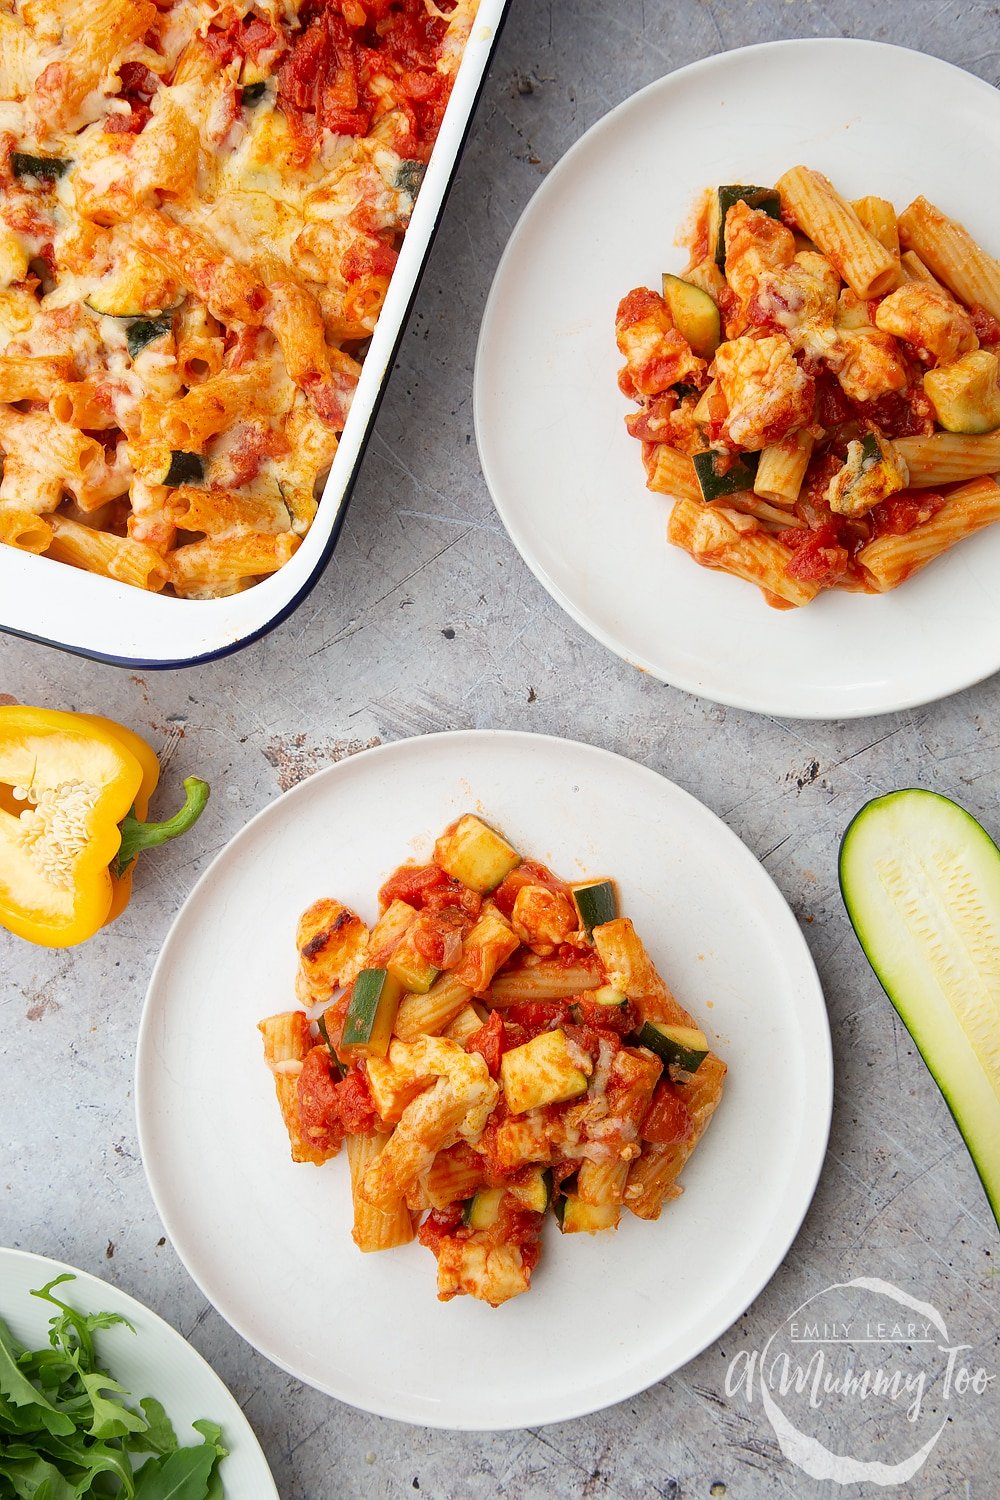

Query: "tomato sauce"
left=297, top=1047, right=345, bottom=1152
left=335, top=1061, right=381, bottom=1135
left=276, top=0, right=455, bottom=161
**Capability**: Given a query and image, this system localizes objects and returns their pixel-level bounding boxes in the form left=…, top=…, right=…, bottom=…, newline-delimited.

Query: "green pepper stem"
left=113, top=777, right=210, bottom=878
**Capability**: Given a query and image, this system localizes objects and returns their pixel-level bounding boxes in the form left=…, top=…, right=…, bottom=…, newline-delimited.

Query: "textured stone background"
left=3, top=2, right=1000, bottom=1496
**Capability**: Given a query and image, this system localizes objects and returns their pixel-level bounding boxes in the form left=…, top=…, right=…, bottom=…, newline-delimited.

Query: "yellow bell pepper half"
left=0, top=706, right=209, bottom=948
left=77, top=714, right=160, bottom=924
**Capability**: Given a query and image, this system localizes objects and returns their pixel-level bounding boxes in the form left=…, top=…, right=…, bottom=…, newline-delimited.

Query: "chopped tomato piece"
left=641, top=1080, right=693, bottom=1145
left=869, top=490, right=946, bottom=538
left=465, top=1009, right=505, bottom=1077
left=970, top=304, right=1000, bottom=347
left=335, top=1062, right=380, bottom=1135
left=501, top=1001, right=572, bottom=1039
left=297, top=1046, right=344, bottom=1152
left=784, top=523, right=849, bottom=586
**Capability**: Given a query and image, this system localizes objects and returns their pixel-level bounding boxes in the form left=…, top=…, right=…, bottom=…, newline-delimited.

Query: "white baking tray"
left=0, top=0, right=509, bottom=668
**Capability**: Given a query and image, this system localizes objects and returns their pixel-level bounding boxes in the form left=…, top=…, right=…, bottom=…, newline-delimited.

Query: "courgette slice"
left=12, top=153, right=70, bottom=181
left=635, top=1021, right=709, bottom=1075
left=557, top=1195, right=619, bottom=1234
left=572, top=879, right=617, bottom=935
left=85, top=258, right=180, bottom=318
left=500, top=1029, right=588, bottom=1114
left=692, top=449, right=760, bottom=501
left=386, top=923, right=438, bottom=994
left=126, top=316, right=173, bottom=359
left=661, top=274, right=721, bottom=360
left=840, top=789, right=1000, bottom=1229
left=340, top=968, right=404, bottom=1059
left=672, top=382, right=701, bottom=400
left=462, top=1187, right=504, bottom=1229
left=923, top=351, right=1000, bottom=435
left=711, top=185, right=782, bottom=267
left=434, top=814, right=521, bottom=893
left=242, top=82, right=267, bottom=105
left=587, top=984, right=628, bottom=1009
left=163, top=451, right=204, bottom=486
left=509, top=1168, right=551, bottom=1214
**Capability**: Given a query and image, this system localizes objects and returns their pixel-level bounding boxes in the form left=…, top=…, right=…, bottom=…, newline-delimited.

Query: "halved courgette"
left=572, top=880, right=616, bottom=934
left=692, top=449, right=760, bottom=501
left=635, top=1021, right=709, bottom=1075
left=661, top=274, right=721, bottom=360
left=710, top=185, right=782, bottom=267
left=340, top=968, right=403, bottom=1059
left=840, top=789, right=1000, bottom=1229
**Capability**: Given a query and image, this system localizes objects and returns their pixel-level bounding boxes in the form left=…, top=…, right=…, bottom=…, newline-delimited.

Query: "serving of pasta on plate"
left=259, top=813, right=726, bottom=1307
left=616, top=167, right=1000, bottom=608
left=0, top=0, right=478, bottom=598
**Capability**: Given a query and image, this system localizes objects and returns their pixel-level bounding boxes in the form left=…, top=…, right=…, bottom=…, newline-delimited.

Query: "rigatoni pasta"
left=259, top=814, right=725, bottom=1307
left=617, top=170, right=1000, bottom=607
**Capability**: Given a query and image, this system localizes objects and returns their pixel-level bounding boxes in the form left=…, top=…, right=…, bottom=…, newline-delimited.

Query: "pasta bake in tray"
left=259, top=814, right=726, bottom=1307
left=0, top=0, right=479, bottom=599
left=617, top=168, right=1000, bottom=608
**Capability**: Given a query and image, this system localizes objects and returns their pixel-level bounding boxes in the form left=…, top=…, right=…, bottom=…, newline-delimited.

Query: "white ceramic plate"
left=475, top=40, right=1000, bottom=719
left=136, top=730, right=831, bottom=1430
left=0, top=1246, right=278, bottom=1495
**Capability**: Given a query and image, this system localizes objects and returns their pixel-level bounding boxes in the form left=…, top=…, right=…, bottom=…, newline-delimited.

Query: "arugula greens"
left=0, top=1275, right=227, bottom=1498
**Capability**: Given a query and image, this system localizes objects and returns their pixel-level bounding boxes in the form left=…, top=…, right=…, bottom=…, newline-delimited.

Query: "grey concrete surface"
left=3, top=2, right=1000, bottom=1496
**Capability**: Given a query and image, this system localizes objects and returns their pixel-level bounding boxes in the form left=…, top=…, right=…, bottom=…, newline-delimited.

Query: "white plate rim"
left=135, top=729, right=833, bottom=1430
left=474, top=38, right=1000, bottom=720
left=0, top=1245, right=278, bottom=1495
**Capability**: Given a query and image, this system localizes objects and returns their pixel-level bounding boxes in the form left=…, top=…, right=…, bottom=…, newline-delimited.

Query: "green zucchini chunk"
left=462, top=1187, right=504, bottom=1229
left=557, top=1195, right=619, bottom=1234
left=587, top=984, right=628, bottom=1009
left=840, top=788, right=1000, bottom=1229
left=435, top=814, right=521, bottom=893
left=572, top=879, right=617, bottom=934
left=712, top=185, right=782, bottom=267
left=341, top=967, right=403, bottom=1058
left=242, top=82, right=267, bottom=105
left=661, top=274, right=721, bottom=360
left=692, top=449, right=760, bottom=502
left=126, top=317, right=173, bottom=359
left=12, top=152, right=70, bottom=181
left=163, top=451, right=204, bottom=486
left=635, top=1021, right=709, bottom=1075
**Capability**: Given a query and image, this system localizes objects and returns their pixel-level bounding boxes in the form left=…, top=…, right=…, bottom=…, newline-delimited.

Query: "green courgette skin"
left=840, top=788, right=1000, bottom=1230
